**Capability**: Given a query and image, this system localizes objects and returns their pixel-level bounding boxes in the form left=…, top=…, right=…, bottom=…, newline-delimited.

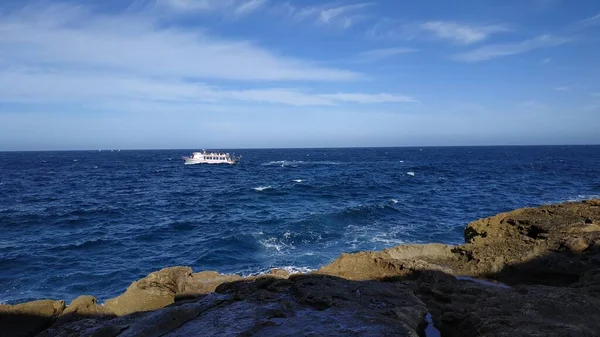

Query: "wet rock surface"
left=1, top=200, right=599, bottom=336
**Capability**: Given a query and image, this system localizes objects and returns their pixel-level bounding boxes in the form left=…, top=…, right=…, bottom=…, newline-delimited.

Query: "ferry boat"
left=182, top=150, right=240, bottom=165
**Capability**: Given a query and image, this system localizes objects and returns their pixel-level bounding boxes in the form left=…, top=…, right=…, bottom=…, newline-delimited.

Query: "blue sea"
left=1, top=146, right=599, bottom=304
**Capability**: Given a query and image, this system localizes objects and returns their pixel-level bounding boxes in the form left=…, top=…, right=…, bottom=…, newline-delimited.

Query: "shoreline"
left=2, top=199, right=600, bottom=336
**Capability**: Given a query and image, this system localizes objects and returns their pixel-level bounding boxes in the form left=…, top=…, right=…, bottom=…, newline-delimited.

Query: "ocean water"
left=1, top=146, right=599, bottom=304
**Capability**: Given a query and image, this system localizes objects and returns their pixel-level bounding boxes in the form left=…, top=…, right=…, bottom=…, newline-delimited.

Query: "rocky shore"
left=2, top=200, right=600, bottom=336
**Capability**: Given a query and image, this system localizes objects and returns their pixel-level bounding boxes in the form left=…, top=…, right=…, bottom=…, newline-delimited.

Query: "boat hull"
left=182, top=157, right=238, bottom=165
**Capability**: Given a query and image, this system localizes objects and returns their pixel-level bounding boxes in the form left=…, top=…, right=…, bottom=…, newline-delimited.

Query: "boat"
left=182, top=150, right=241, bottom=165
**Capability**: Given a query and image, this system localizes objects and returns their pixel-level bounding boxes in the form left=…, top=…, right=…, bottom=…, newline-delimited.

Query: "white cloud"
left=157, top=0, right=227, bottom=11
left=357, top=47, right=418, bottom=62
left=0, top=68, right=413, bottom=107
left=282, top=2, right=372, bottom=29
left=0, top=3, right=418, bottom=113
left=0, top=4, right=358, bottom=82
left=419, top=21, right=510, bottom=45
left=554, top=86, right=569, bottom=91
left=233, top=0, right=267, bottom=16
left=569, top=12, right=600, bottom=31
left=319, top=93, right=416, bottom=103
left=157, top=0, right=266, bottom=15
left=367, top=19, right=510, bottom=45
left=454, top=35, right=569, bottom=62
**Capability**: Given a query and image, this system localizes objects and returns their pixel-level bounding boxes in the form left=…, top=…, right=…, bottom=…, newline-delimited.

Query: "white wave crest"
left=263, top=160, right=341, bottom=167
left=567, top=194, right=600, bottom=202
left=407, top=172, right=415, bottom=176
left=253, top=186, right=272, bottom=192
left=242, top=266, right=315, bottom=278
left=391, top=199, right=399, bottom=204
left=370, top=235, right=405, bottom=245
left=258, top=237, right=295, bottom=252
left=278, top=266, right=315, bottom=274
left=292, top=179, right=304, bottom=183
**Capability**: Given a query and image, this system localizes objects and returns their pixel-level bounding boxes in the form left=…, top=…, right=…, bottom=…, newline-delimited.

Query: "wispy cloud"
left=554, top=86, right=569, bottom=91
left=280, top=2, right=373, bottom=29
left=357, top=47, right=418, bottom=62
left=0, top=4, right=358, bottom=82
left=0, top=68, right=413, bottom=107
left=419, top=21, right=510, bottom=45
left=157, top=0, right=267, bottom=17
left=0, top=3, right=425, bottom=114
left=367, top=19, right=510, bottom=45
left=454, top=35, right=569, bottom=62
left=157, top=0, right=228, bottom=11
left=320, top=93, right=416, bottom=103
left=569, top=12, right=600, bottom=31
left=233, top=0, right=267, bottom=16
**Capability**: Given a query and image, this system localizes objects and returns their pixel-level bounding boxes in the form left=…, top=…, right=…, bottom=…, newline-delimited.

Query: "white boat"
left=182, top=150, right=240, bottom=165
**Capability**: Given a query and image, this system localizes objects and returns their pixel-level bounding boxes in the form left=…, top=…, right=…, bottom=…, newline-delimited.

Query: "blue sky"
left=0, top=0, right=599, bottom=150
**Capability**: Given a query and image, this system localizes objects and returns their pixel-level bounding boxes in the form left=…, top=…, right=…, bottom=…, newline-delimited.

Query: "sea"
left=1, top=146, right=599, bottom=304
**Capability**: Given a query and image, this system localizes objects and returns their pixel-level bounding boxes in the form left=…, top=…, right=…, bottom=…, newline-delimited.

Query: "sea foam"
left=253, top=186, right=272, bottom=192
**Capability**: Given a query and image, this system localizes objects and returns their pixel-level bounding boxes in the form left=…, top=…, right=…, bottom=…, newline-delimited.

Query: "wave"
left=242, top=266, right=315, bottom=278
left=292, top=179, right=304, bottom=183
left=258, top=236, right=295, bottom=252
left=407, top=172, right=415, bottom=176
left=567, top=194, right=600, bottom=202
left=262, top=160, right=342, bottom=167
left=253, top=186, right=273, bottom=192
left=49, top=238, right=117, bottom=252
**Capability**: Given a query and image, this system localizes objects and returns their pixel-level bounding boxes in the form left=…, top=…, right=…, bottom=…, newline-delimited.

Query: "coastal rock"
left=56, top=296, right=116, bottom=325
left=180, top=271, right=243, bottom=300
left=459, top=200, right=600, bottom=285
left=317, top=244, right=456, bottom=281
left=104, top=267, right=193, bottom=316
left=0, top=299, right=65, bottom=337
left=413, top=271, right=600, bottom=336
left=43, top=275, right=428, bottom=336
left=8, top=199, right=600, bottom=336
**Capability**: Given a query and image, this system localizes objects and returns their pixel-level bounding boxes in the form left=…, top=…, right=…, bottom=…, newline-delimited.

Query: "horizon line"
left=1, top=143, right=599, bottom=152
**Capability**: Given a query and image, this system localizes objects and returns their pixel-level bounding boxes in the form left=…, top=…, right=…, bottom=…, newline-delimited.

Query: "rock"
left=180, top=271, right=243, bottom=299
left=39, top=275, right=428, bottom=336
left=104, top=267, right=245, bottom=315
left=55, top=295, right=116, bottom=326
left=414, top=271, right=600, bottom=337
left=11, top=199, right=600, bottom=336
left=0, top=299, right=65, bottom=337
left=268, top=268, right=291, bottom=278
left=317, top=244, right=456, bottom=281
left=458, top=200, right=600, bottom=285
left=104, top=267, right=193, bottom=316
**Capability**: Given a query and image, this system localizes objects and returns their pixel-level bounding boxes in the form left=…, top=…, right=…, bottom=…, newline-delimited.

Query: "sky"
left=0, top=0, right=599, bottom=150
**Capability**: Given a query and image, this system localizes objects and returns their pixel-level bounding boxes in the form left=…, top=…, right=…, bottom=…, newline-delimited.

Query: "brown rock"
left=268, top=268, right=290, bottom=278
left=0, top=299, right=65, bottom=337
left=317, top=244, right=457, bottom=281
left=182, top=271, right=243, bottom=296
left=104, top=267, right=193, bottom=316
left=55, top=295, right=116, bottom=326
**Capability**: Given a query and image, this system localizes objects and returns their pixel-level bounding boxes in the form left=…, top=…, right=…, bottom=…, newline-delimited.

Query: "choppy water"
left=1, top=146, right=599, bottom=304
